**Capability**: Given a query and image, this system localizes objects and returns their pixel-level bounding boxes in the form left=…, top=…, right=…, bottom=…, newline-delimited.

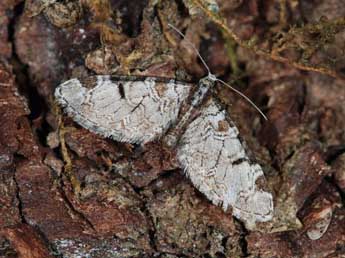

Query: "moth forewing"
left=55, top=76, right=192, bottom=144
left=176, top=98, right=273, bottom=229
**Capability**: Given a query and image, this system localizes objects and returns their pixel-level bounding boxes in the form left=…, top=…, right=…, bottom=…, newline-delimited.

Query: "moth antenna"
left=168, top=23, right=211, bottom=75
left=168, top=23, right=267, bottom=120
left=216, top=78, right=268, bottom=121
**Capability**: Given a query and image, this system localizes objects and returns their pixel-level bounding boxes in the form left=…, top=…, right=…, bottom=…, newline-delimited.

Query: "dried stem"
left=190, top=0, right=344, bottom=79
left=55, top=103, right=81, bottom=194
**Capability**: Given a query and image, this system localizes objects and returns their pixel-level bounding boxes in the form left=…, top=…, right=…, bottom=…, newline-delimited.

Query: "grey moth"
left=55, top=72, right=274, bottom=230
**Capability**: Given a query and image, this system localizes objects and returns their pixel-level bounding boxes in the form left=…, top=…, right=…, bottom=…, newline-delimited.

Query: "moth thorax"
left=162, top=132, right=179, bottom=148
left=199, top=75, right=216, bottom=87
left=190, top=76, right=215, bottom=107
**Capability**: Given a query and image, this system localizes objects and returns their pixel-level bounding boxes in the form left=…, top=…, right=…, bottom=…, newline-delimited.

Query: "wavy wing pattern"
left=177, top=100, right=273, bottom=229
left=55, top=76, right=191, bottom=144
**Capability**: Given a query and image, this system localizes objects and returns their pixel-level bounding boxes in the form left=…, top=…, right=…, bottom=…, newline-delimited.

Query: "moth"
left=55, top=25, right=274, bottom=230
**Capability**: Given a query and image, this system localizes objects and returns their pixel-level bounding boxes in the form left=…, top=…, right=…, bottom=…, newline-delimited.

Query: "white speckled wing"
left=177, top=100, right=273, bottom=229
left=55, top=76, right=191, bottom=144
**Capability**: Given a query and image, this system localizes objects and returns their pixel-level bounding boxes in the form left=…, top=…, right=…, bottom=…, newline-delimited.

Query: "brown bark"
left=0, top=0, right=344, bottom=257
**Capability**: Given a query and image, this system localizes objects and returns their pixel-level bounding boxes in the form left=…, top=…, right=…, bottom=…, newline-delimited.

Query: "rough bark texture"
left=0, top=0, right=345, bottom=257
